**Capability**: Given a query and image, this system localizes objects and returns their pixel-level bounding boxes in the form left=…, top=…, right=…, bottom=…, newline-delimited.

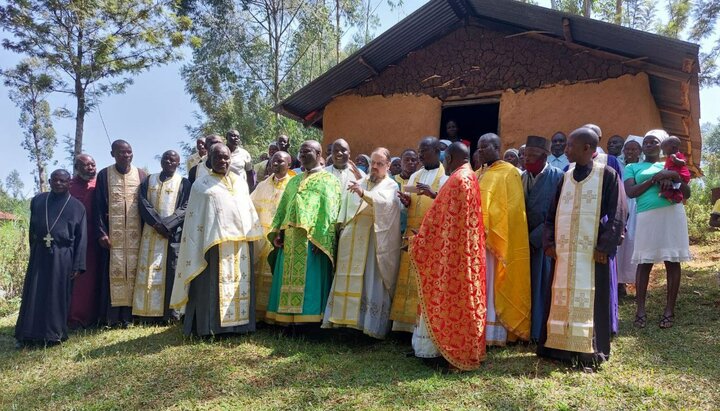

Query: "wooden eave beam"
left=358, top=56, right=379, bottom=76
left=562, top=17, right=573, bottom=42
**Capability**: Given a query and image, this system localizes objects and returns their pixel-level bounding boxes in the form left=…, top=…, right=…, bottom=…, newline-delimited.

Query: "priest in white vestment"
left=322, top=148, right=401, bottom=338
left=325, top=138, right=366, bottom=224
left=170, top=144, right=263, bottom=337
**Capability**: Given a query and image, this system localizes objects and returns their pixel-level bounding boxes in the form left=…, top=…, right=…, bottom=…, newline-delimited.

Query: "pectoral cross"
left=43, top=233, right=53, bottom=248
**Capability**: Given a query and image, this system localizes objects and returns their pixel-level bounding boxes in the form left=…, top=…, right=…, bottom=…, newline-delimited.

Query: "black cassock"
left=538, top=163, right=626, bottom=367
left=15, top=192, right=87, bottom=344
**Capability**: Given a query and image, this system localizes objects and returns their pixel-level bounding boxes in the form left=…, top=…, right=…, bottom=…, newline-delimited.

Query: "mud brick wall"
left=354, top=25, right=638, bottom=99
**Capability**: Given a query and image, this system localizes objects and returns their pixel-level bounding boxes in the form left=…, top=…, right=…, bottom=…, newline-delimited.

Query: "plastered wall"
left=322, top=94, right=442, bottom=156
left=499, top=73, right=663, bottom=150
left=322, top=73, right=662, bottom=156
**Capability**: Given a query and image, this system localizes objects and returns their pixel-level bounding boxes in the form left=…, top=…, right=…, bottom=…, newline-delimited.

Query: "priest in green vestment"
left=265, top=140, right=341, bottom=324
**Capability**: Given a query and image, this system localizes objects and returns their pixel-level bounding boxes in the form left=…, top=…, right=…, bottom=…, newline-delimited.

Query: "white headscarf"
left=644, top=129, right=669, bottom=144
left=439, top=139, right=452, bottom=148
left=623, top=135, right=645, bottom=163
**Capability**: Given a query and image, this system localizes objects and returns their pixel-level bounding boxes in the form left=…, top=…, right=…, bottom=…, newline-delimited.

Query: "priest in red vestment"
left=68, top=154, right=99, bottom=328
left=411, top=142, right=487, bottom=371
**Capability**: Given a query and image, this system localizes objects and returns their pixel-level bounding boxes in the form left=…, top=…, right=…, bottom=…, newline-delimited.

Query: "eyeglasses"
left=370, top=161, right=388, bottom=167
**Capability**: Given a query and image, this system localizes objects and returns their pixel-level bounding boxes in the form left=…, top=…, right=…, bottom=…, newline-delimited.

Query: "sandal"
left=659, top=314, right=674, bottom=329
left=634, top=314, right=647, bottom=328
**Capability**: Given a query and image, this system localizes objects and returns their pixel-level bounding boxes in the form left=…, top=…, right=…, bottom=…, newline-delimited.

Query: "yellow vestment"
left=390, top=165, right=446, bottom=327
left=250, top=172, right=294, bottom=319
left=107, top=165, right=142, bottom=307
left=478, top=160, right=531, bottom=340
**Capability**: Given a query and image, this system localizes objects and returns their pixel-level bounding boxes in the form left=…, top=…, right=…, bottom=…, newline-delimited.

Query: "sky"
left=1, top=0, right=719, bottom=196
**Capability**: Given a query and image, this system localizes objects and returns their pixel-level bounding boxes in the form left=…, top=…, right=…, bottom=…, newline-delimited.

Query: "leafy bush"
left=0, top=218, right=29, bottom=313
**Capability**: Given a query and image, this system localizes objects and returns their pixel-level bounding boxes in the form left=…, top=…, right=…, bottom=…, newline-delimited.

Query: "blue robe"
left=523, top=165, right=564, bottom=341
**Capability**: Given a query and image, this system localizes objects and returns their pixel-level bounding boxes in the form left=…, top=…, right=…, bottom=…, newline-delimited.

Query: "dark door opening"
left=439, top=101, right=500, bottom=155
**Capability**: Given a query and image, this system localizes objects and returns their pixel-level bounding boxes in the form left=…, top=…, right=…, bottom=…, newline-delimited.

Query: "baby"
left=659, top=136, right=691, bottom=203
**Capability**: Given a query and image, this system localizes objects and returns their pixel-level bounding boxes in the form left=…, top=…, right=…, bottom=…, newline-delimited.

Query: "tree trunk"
left=335, top=0, right=341, bottom=64
left=615, top=0, right=622, bottom=24
left=74, top=27, right=85, bottom=157
left=583, top=0, right=592, bottom=17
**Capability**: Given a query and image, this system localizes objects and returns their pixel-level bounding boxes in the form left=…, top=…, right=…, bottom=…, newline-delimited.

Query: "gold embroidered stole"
left=250, top=174, right=290, bottom=317
left=390, top=165, right=444, bottom=324
left=545, top=161, right=604, bottom=353
left=328, top=181, right=376, bottom=325
left=218, top=241, right=252, bottom=326
left=133, top=173, right=182, bottom=316
left=108, top=166, right=142, bottom=307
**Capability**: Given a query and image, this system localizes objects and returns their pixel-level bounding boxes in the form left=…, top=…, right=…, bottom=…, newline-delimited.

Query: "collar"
left=424, top=162, right=440, bottom=171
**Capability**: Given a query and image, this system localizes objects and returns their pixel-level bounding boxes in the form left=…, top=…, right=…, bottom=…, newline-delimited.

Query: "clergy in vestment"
left=393, top=149, right=418, bottom=235
left=68, top=154, right=99, bottom=328
left=95, top=140, right=145, bottom=327
left=476, top=133, right=531, bottom=345
left=325, top=138, right=365, bottom=225
left=391, top=137, right=448, bottom=332
left=185, top=137, right=207, bottom=174
left=226, top=129, right=255, bottom=190
left=567, top=124, right=624, bottom=336
left=265, top=140, right=342, bottom=325
left=323, top=148, right=402, bottom=338
left=189, top=135, right=223, bottom=184
left=411, top=143, right=487, bottom=371
left=538, top=128, right=626, bottom=367
left=133, top=151, right=191, bottom=321
left=250, top=151, right=295, bottom=320
left=170, top=144, right=263, bottom=336
left=521, top=136, right=564, bottom=342
left=16, top=170, right=86, bottom=347
left=254, top=142, right=279, bottom=183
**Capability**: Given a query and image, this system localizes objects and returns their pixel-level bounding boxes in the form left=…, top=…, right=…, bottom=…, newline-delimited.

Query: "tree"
left=2, top=59, right=57, bottom=193
left=4, top=170, right=25, bottom=200
left=0, top=0, right=192, bottom=157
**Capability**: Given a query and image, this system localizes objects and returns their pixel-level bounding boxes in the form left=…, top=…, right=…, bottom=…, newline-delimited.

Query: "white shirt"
left=326, top=165, right=366, bottom=224
left=548, top=154, right=569, bottom=171
left=229, top=147, right=253, bottom=180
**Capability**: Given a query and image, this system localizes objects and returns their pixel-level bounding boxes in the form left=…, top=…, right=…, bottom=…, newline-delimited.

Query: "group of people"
left=14, top=124, right=694, bottom=372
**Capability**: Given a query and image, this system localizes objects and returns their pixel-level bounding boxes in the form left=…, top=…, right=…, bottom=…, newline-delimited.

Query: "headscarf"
left=623, top=135, right=645, bottom=163
left=644, top=129, right=669, bottom=144
left=356, top=154, right=370, bottom=173
left=504, top=148, right=519, bottom=159
left=439, top=139, right=452, bottom=148
left=391, top=156, right=400, bottom=163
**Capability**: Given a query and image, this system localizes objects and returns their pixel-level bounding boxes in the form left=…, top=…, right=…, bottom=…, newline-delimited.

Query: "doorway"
left=439, top=100, right=500, bottom=155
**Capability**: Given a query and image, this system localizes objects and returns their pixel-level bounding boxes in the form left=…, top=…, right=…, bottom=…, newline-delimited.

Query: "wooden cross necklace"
left=44, top=193, right=72, bottom=248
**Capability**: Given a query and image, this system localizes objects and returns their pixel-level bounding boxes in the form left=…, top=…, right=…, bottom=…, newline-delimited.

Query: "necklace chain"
left=46, top=193, right=72, bottom=235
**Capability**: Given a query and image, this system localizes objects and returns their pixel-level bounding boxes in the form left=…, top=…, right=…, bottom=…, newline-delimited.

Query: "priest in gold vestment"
left=476, top=133, right=531, bottom=345
left=95, top=140, right=145, bottom=327
left=538, top=128, right=626, bottom=367
left=250, top=151, right=295, bottom=320
left=171, top=144, right=263, bottom=336
left=322, top=148, right=401, bottom=338
left=185, top=137, right=207, bottom=174
left=390, top=137, right=448, bottom=332
left=133, top=151, right=191, bottom=321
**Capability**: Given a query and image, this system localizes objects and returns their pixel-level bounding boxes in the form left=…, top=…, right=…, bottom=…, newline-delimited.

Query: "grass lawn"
left=1, top=243, right=719, bottom=410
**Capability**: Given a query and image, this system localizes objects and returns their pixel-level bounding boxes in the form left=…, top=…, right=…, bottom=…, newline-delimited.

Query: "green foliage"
left=0, top=0, right=192, bottom=155
left=0, top=186, right=29, bottom=314
left=1, top=58, right=57, bottom=194
left=179, top=0, right=383, bottom=157
left=684, top=120, right=720, bottom=244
